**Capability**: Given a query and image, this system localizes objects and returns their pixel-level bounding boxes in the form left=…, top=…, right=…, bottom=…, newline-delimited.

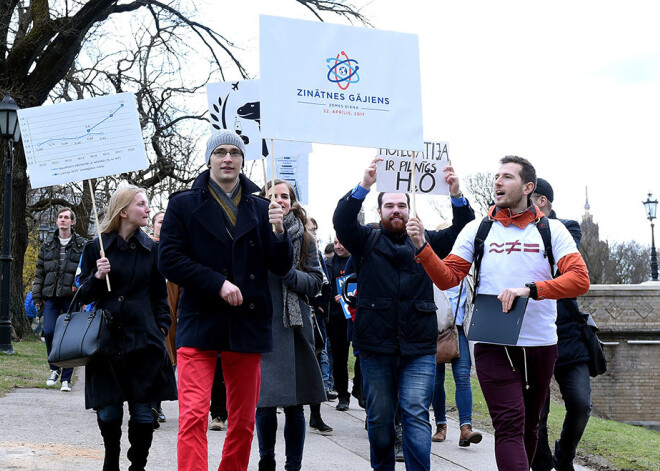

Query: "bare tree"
left=606, top=241, right=651, bottom=284
left=0, top=0, right=368, bottom=339
left=463, top=172, right=494, bottom=217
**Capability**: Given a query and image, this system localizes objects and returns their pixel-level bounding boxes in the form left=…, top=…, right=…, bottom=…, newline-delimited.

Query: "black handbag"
left=582, top=314, right=607, bottom=377
left=47, top=290, right=112, bottom=368
left=564, top=298, right=607, bottom=377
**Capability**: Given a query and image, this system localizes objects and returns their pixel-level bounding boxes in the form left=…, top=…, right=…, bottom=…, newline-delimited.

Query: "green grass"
left=440, top=364, right=660, bottom=471
left=0, top=337, right=70, bottom=396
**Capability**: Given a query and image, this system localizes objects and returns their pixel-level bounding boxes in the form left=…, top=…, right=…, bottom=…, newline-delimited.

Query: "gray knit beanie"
left=205, top=129, right=246, bottom=166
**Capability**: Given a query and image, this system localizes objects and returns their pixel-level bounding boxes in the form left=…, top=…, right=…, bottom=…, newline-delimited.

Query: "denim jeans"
left=96, top=401, right=153, bottom=424
left=325, top=336, right=335, bottom=390
left=532, top=361, right=592, bottom=471
left=360, top=352, right=435, bottom=471
left=256, top=405, right=306, bottom=471
left=432, top=326, right=473, bottom=426
left=43, top=297, right=74, bottom=382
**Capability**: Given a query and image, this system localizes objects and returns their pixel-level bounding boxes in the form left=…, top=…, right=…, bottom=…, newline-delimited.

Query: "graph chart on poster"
left=18, top=93, right=148, bottom=188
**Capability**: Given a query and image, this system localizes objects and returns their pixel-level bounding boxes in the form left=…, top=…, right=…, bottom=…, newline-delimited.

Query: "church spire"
left=584, top=186, right=591, bottom=214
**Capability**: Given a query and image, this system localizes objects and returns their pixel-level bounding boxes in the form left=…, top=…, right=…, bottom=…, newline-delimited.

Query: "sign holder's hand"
left=406, top=216, right=426, bottom=249
left=361, top=156, right=383, bottom=190
left=269, top=200, right=285, bottom=234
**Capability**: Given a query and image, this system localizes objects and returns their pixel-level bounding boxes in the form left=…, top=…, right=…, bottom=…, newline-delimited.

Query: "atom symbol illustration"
left=326, top=51, right=360, bottom=90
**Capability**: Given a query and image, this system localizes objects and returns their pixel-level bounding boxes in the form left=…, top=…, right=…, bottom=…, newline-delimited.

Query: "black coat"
left=550, top=213, right=590, bottom=367
left=158, top=171, right=293, bottom=353
left=32, top=229, right=86, bottom=301
left=79, top=229, right=177, bottom=409
left=333, top=191, right=475, bottom=355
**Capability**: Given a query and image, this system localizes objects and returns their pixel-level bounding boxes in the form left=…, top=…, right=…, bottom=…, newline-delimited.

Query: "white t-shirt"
left=451, top=218, right=578, bottom=346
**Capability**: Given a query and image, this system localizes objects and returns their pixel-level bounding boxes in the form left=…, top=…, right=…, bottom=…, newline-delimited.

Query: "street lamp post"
left=0, top=94, right=21, bottom=355
left=643, top=192, right=659, bottom=282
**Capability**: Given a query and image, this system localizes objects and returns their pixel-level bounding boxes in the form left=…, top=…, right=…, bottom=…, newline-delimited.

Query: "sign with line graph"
left=18, top=93, right=148, bottom=188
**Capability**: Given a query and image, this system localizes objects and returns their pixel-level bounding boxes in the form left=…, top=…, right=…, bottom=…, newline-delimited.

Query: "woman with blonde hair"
left=79, top=185, right=177, bottom=471
left=256, top=179, right=326, bottom=471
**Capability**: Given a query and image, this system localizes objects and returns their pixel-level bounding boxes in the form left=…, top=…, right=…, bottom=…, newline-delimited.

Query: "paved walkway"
left=0, top=369, right=593, bottom=470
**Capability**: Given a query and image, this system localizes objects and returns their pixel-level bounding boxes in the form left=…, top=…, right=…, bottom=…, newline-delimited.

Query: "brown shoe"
left=459, top=424, right=482, bottom=447
left=432, top=423, right=447, bottom=442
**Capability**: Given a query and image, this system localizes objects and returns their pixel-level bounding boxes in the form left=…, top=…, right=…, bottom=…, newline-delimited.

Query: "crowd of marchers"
left=28, top=128, right=593, bottom=471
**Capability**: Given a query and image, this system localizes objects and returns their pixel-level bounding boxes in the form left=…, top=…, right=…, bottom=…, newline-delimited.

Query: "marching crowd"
left=30, top=129, right=594, bottom=471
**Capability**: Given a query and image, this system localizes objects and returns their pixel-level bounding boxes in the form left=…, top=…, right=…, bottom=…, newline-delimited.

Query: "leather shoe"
left=336, top=399, right=349, bottom=411
left=432, top=423, right=447, bottom=442
left=459, top=424, right=482, bottom=447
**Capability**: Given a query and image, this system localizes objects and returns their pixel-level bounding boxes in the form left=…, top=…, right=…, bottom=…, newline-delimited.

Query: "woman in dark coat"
left=79, top=185, right=177, bottom=471
left=256, top=180, right=326, bottom=471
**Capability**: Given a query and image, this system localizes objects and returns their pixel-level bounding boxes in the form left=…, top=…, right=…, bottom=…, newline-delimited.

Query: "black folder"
left=467, top=294, right=529, bottom=345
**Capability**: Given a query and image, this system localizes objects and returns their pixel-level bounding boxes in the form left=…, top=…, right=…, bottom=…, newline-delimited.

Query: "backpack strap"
left=536, top=216, right=555, bottom=277
left=472, top=217, right=493, bottom=300
left=357, top=229, right=381, bottom=275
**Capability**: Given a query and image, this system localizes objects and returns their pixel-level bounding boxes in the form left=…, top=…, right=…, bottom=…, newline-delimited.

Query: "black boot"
left=258, top=455, right=276, bottom=471
left=97, top=417, right=122, bottom=471
left=127, top=420, right=153, bottom=471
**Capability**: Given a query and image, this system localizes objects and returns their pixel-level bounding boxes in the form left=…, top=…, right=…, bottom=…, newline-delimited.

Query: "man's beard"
left=382, top=216, right=407, bottom=235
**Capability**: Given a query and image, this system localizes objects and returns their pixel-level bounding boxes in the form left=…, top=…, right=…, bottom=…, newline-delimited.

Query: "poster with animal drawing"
left=206, top=80, right=311, bottom=161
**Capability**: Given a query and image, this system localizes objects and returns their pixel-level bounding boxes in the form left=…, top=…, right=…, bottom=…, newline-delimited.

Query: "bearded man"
left=332, top=157, right=474, bottom=471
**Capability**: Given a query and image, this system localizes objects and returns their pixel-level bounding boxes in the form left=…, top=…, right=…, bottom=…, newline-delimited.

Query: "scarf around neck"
left=282, top=211, right=304, bottom=329
left=208, top=178, right=242, bottom=232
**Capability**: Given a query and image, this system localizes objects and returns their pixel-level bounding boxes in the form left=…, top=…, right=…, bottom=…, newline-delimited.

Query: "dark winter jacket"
left=158, top=170, right=294, bottom=353
left=550, top=212, right=590, bottom=367
left=78, top=229, right=177, bottom=409
left=333, top=190, right=475, bottom=355
left=32, top=229, right=86, bottom=301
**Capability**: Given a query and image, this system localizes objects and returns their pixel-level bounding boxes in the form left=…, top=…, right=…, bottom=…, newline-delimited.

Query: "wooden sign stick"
left=88, top=180, right=111, bottom=291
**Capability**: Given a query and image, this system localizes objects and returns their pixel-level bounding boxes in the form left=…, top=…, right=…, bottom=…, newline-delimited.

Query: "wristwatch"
left=525, top=282, right=538, bottom=300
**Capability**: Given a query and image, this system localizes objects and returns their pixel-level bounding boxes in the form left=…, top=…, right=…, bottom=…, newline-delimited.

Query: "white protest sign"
left=265, top=153, right=309, bottom=205
left=17, top=93, right=148, bottom=189
left=260, top=15, right=424, bottom=151
left=207, top=80, right=312, bottom=161
left=376, top=141, right=450, bottom=195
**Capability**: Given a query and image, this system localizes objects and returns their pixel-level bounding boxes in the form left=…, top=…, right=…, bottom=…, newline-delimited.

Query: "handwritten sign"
left=376, top=141, right=450, bottom=194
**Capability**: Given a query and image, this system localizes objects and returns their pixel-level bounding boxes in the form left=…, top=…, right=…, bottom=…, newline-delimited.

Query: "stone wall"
left=579, top=284, right=660, bottom=428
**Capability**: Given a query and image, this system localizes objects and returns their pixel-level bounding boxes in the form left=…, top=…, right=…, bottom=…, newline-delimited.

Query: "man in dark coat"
left=333, top=156, right=475, bottom=471
left=531, top=178, right=592, bottom=471
left=158, top=129, right=293, bottom=471
left=32, top=207, right=86, bottom=391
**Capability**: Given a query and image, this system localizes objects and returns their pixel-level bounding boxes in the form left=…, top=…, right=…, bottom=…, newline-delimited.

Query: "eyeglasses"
left=212, top=149, right=242, bottom=158
left=307, top=227, right=318, bottom=234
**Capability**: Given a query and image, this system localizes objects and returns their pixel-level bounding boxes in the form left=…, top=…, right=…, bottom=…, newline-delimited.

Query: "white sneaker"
left=209, top=417, right=225, bottom=431
left=60, top=381, right=72, bottom=392
left=46, top=370, right=60, bottom=386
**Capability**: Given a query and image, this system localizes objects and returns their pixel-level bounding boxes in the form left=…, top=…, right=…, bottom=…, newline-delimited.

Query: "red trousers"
left=177, top=347, right=261, bottom=471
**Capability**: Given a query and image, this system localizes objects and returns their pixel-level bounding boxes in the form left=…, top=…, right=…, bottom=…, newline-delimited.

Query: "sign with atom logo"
left=326, top=51, right=360, bottom=90
left=260, top=15, right=424, bottom=152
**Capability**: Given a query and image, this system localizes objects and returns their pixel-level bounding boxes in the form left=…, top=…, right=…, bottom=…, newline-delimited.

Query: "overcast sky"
left=191, top=1, right=660, bottom=246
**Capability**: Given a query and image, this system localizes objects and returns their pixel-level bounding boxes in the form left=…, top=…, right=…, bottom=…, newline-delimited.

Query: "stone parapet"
left=577, top=284, right=660, bottom=426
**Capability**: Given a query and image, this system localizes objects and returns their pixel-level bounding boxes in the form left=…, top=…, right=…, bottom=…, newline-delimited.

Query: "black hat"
left=534, top=178, right=554, bottom=202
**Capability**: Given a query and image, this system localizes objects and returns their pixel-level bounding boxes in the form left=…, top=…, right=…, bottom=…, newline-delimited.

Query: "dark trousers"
left=475, top=343, right=557, bottom=471
left=210, top=354, right=228, bottom=422
left=43, top=297, right=74, bottom=382
left=256, top=405, right=306, bottom=471
left=327, top=314, right=350, bottom=401
left=532, top=361, right=592, bottom=471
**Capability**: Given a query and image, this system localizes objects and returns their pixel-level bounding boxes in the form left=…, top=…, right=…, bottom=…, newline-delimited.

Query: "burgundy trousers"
left=475, top=343, right=557, bottom=471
